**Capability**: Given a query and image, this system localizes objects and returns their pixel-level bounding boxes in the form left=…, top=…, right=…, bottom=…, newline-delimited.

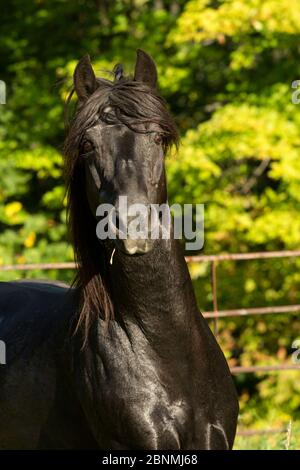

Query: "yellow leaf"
left=4, top=201, right=23, bottom=218
left=24, top=232, right=36, bottom=248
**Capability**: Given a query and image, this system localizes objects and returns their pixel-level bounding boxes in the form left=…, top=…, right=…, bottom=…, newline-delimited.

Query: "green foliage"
left=1, top=0, right=300, bottom=443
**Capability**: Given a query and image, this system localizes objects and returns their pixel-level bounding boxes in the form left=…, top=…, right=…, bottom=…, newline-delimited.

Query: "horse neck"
left=107, top=237, right=199, bottom=337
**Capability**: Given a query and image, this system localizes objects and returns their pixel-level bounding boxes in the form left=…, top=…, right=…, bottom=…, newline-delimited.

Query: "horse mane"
left=64, top=73, right=179, bottom=343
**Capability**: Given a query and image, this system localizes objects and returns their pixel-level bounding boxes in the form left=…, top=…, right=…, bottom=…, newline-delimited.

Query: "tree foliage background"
left=1, top=0, right=300, bottom=438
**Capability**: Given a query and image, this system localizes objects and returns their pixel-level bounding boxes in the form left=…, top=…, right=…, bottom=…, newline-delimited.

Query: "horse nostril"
left=148, top=205, right=160, bottom=226
left=115, top=214, right=121, bottom=231
left=111, top=204, right=163, bottom=241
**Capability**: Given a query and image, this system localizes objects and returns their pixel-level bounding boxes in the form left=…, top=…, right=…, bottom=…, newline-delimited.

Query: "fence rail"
left=0, top=262, right=76, bottom=272
left=1, top=250, right=300, bottom=376
left=1, top=249, right=299, bottom=271
left=236, top=427, right=286, bottom=437
left=185, top=249, right=300, bottom=262
left=203, top=304, right=300, bottom=319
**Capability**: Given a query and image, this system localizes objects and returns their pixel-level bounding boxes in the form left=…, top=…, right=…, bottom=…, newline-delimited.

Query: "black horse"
left=0, top=50, right=238, bottom=449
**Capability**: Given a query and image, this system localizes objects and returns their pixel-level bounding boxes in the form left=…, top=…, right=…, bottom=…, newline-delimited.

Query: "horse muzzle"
left=119, top=238, right=154, bottom=255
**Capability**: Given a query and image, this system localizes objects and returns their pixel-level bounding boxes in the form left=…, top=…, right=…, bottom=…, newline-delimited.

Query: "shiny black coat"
left=0, top=239, right=238, bottom=449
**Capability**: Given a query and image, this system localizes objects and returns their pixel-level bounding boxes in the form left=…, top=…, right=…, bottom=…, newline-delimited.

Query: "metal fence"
left=186, top=250, right=300, bottom=375
left=1, top=249, right=300, bottom=376
left=1, top=250, right=300, bottom=440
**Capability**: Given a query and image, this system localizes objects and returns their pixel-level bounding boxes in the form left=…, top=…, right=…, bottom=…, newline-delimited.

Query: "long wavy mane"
left=64, top=74, right=178, bottom=342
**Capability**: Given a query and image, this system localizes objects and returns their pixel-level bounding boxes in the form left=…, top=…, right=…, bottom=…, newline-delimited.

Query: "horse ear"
left=74, top=55, right=97, bottom=102
left=134, top=49, right=157, bottom=89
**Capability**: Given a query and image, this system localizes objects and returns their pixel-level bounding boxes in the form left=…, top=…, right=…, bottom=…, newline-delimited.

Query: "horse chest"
left=77, top=329, right=194, bottom=449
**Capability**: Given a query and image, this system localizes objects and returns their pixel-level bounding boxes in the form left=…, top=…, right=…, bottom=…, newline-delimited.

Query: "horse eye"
left=154, top=133, right=163, bottom=145
left=83, top=141, right=93, bottom=152
left=81, top=140, right=94, bottom=157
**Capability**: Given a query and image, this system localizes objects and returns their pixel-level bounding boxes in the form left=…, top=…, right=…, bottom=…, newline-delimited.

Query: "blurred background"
left=1, top=0, right=300, bottom=449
